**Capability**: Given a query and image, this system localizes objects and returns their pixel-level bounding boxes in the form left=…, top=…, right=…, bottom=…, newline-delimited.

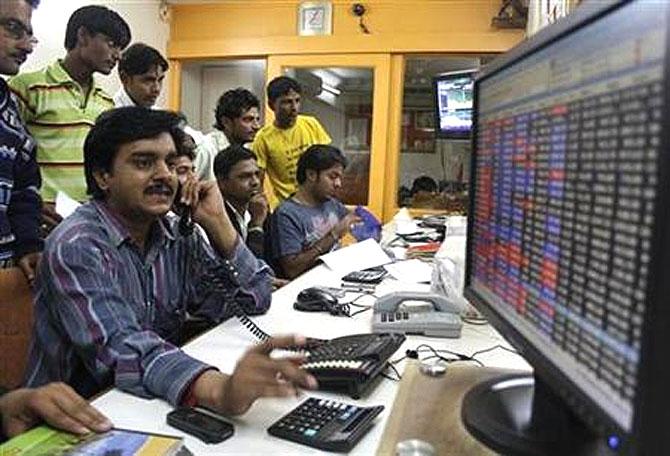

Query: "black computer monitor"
left=462, top=1, right=670, bottom=454
left=433, top=69, right=476, bottom=139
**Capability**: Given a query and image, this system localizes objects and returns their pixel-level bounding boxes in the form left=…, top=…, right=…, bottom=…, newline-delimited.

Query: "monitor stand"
left=461, top=373, right=604, bottom=456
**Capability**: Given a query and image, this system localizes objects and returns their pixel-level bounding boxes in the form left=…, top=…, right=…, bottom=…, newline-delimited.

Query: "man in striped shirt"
left=26, top=107, right=316, bottom=416
left=8, top=5, right=130, bottom=232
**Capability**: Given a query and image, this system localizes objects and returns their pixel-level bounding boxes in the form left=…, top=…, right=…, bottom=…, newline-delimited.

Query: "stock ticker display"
left=469, top=4, right=666, bottom=430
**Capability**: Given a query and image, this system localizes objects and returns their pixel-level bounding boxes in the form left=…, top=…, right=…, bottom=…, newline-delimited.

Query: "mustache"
left=145, top=184, right=174, bottom=196
left=12, top=52, right=28, bottom=62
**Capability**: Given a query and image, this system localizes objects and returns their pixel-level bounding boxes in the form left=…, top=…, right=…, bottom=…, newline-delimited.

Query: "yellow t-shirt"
left=252, top=115, right=331, bottom=208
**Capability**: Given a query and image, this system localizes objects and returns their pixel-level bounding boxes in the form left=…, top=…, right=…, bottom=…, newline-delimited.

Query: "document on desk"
left=55, top=191, right=80, bottom=218
left=384, top=259, right=433, bottom=283
left=320, top=238, right=391, bottom=274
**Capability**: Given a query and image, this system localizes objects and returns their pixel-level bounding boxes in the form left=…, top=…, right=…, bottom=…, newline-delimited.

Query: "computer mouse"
left=294, top=287, right=339, bottom=312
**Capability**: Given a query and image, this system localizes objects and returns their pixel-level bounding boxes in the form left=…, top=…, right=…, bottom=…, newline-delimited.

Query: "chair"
left=0, top=268, right=34, bottom=388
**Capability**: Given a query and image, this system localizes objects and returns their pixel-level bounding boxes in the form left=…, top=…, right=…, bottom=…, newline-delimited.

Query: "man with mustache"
left=9, top=5, right=130, bottom=232
left=25, top=107, right=314, bottom=417
left=252, top=76, right=331, bottom=208
left=0, top=0, right=41, bottom=281
left=114, top=42, right=168, bottom=110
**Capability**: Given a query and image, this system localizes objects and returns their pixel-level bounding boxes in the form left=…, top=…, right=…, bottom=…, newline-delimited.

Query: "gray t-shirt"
left=271, top=197, right=348, bottom=260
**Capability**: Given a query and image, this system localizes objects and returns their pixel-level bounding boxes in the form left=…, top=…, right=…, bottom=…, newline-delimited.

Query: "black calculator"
left=267, top=397, right=384, bottom=452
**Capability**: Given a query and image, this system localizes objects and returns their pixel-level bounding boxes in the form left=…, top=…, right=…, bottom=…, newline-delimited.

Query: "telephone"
left=199, top=265, right=405, bottom=398
left=371, top=291, right=463, bottom=338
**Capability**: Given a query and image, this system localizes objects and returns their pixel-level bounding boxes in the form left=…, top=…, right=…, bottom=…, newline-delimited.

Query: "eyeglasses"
left=0, top=18, right=38, bottom=45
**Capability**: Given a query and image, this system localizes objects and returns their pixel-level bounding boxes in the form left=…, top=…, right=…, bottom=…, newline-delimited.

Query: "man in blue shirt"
left=26, top=107, right=316, bottom=417
left=270, top=144, right=358, bottom=279
left=0, top=0, right=41, bottom=281
left=0, top=0, right=114, bottom=441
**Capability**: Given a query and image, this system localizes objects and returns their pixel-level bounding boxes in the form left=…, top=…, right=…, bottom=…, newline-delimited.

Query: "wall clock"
left=298, top=2, right=333, bottom=36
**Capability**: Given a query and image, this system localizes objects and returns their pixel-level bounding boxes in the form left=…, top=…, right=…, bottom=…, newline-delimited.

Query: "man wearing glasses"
left=0, top=0, right=41, bottom=281
left=0, top=0, right=115, bottom=443
left=8, top=5, right=130, bottom=233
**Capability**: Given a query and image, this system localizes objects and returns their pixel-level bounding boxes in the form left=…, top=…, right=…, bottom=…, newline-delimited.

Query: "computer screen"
left=464, top=1, right=670, bottom=454
left=433, top=70, right=475, bottom=139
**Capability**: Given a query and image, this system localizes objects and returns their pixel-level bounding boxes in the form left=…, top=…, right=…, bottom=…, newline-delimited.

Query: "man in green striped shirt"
left=8, top=5, right=130, bottom=230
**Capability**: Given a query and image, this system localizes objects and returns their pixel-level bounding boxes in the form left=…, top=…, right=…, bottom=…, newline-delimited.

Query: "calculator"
left=267, top=397, right=384, bottom=452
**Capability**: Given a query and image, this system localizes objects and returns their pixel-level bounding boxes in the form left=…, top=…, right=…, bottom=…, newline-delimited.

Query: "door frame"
left=267, top=54, right=391, bottom=219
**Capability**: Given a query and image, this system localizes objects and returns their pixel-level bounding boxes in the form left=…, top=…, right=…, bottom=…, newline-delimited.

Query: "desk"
left=93, top=264, right=530, bottom=455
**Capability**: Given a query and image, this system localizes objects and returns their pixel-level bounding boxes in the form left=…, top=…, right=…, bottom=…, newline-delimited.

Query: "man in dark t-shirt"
left=270, top=144, right=359, bottom=279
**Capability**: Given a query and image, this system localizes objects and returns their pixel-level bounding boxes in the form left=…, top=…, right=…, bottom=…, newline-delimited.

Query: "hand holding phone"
left=166, top=407, right=234, bottom=444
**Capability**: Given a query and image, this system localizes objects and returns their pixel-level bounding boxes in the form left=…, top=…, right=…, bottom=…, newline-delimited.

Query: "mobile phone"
left=166, top=407, right=234, bottom=444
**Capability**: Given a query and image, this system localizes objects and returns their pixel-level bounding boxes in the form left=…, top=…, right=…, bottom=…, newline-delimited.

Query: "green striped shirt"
left=8, top=60, right=114, bottom=202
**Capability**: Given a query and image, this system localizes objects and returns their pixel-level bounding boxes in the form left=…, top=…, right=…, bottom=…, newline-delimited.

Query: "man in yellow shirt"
left=252, top=76, right=330, bottom=208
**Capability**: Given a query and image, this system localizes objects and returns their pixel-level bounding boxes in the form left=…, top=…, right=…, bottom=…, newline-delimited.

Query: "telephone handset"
left=174, top=183, right=194, bottom=236
left=371, top=291, right=463, bottom=338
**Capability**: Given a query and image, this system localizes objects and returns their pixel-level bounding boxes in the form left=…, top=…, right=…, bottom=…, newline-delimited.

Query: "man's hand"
left=271, top=277, right=290, bottom=290
left=41, top=203, right=63, bottom=235
left=17, top=252, right=41, bottom=284
left=179, top=176, right=226, bottom=227
left=248, top=192, right=269, bottom=227
left=193, top=335, right=318, bottom=416
left=0, top=383, right=112, bottom=438
left=332, top=212, right=361, bottom=239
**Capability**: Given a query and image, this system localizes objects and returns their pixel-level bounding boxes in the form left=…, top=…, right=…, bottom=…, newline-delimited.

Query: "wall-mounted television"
left=433, top=69, right=476, bottom=139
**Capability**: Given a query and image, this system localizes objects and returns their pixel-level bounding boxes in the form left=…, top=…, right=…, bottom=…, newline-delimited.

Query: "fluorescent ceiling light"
left=322, top=83, right=341, bottom=96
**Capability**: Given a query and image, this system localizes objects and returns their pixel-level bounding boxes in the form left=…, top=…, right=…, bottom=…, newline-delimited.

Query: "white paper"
left=319, top=238, right=391, bottom=274
left=384, top=259, right=433, bottom=283
left=55, top=191, right=80, bottom=218
left=395, top=219, right=419, bottom=235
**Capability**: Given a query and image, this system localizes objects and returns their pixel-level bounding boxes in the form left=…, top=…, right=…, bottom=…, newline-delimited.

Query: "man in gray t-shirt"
left=270, top=145, right=358, bottom=279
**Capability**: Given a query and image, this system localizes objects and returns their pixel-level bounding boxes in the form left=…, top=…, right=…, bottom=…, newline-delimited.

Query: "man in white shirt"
left=194, top=88, right=261, bottom=181
left=113, top=42, right=167, bottom=109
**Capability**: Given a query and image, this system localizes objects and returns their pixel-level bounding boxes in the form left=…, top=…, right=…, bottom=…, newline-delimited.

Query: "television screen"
left=433, top=70, right=476, bottom=139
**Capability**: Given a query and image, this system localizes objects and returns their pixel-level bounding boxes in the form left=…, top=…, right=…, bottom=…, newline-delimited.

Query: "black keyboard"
left=267, top=397, right=384, bottom=452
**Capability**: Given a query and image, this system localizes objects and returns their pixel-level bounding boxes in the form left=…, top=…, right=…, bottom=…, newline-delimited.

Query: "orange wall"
left=166, top=1, right=525, bottom=220
left=168, top=1, right=524, bottom=59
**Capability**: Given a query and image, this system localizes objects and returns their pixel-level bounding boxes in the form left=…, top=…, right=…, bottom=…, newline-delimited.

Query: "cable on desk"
left=380, top=362, right=401, bottom=382
left=349, top=307, right=372, bottom=317
left=417, top=344, right=485, bottom=367
left=343, top=292, right=378, bottom=307
left=469, top=344, right=519, bottom=360
left=391, top=345, right=485, bottom=367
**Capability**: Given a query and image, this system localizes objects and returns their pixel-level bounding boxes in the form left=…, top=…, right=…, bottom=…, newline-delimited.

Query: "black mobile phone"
left=166, top=407, right=234, bottom=444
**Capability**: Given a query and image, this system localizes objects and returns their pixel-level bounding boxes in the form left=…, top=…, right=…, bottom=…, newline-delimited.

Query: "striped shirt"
left=0, top=78, right=42, bottom=263
left=8, top=60, right=114, bottom=202
left=25, top=200, right=272, bottom=405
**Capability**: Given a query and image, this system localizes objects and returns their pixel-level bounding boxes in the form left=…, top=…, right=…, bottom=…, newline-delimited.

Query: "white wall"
left=23, top=0, right=169, bottom=106
left=180, top=60, right=267, bottom=132
left=399, top=140, right=471, bottom=189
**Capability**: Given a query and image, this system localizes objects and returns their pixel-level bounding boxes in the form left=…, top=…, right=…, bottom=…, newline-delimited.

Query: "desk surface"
left=93, top=264, right=530, bottom=455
